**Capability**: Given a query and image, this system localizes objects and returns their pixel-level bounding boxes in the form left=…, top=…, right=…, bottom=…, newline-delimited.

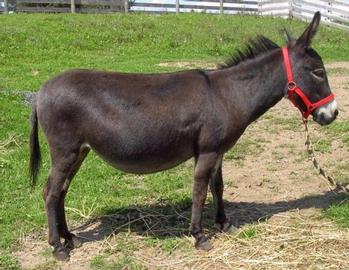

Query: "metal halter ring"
left=287, top=81, right=297, bottom=91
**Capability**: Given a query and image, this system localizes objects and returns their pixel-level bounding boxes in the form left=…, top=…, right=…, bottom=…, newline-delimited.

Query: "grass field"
left=1, top=13, right=349, bottom=269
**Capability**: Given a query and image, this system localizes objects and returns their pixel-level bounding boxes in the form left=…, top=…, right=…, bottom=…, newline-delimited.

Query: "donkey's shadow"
left=73, top=190, right=345, bottom=244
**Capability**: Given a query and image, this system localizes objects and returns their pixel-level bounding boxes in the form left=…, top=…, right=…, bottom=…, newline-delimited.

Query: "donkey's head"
left=286, top=12, right=338, bottom=125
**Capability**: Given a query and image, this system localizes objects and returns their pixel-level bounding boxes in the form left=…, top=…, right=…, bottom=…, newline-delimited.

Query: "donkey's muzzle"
left=313, top=100, right=338, bottom=126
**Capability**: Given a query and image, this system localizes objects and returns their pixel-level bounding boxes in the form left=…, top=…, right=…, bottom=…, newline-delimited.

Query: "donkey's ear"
left=296, top=12, right=321, bottom=48
left=284, top=28, right=296, bottom=46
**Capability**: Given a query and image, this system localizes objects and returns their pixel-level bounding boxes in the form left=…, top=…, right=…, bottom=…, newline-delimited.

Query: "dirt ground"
left=15, top=62, right=349, bottom=270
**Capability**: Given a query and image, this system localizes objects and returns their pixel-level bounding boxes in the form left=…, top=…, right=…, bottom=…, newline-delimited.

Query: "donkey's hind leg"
left=59, top=146, right=90, bottom=250
left=42, top=143, right=83, bottom=261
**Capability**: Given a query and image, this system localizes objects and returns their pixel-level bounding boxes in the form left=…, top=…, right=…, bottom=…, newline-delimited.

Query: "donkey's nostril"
left=334, top=109, right=339, bottom=117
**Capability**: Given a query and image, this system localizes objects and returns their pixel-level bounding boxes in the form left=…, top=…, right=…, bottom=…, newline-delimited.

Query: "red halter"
left=281, top=47, right=335, bottom=118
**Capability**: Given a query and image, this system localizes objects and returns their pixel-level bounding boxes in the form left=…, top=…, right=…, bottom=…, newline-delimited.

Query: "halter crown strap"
left=281, top=47, right=294, bottom=83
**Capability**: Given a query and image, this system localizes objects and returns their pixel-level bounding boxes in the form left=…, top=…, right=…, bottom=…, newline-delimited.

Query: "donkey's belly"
left=83, top=101, right=200, bottom=174
left=95, top=149, right=193, bottom=174
left=88, top=137, right=195, bottom=174
left=104, top=154, right=192, bottom=174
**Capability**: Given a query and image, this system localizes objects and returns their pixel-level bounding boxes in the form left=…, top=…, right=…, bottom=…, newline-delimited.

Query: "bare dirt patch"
left=16, top=62, right=349, bottom=270
left=157, top=61, right=217, bottom=70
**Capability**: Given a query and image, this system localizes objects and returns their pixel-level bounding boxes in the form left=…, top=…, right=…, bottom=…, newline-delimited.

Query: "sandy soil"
left=15, top=61, right=349, bottom=270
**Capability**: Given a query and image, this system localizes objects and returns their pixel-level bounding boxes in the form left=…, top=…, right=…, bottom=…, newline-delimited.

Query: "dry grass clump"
left=130, top=210, right=349, bottom=270
left=0, top=134, right=21, bottom=166
left=0, top=134, right=20, bottom=154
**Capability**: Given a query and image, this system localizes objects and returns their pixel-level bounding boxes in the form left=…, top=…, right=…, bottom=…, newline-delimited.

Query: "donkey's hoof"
left=195, top=239, right=213, bottom=251
left=64, top=235, right=82, bottom=249
left=215, top=221, right=238, bottom=234
left=53, top=247, right=70, bottom=261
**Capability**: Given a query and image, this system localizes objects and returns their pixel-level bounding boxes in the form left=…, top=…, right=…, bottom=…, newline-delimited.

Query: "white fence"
left=1, top=0, right=349, bottom=30
left=131, top=0, right=291, bottom=16
left=130, top=0, right=349, bottom=30
left=292, top=0, right=349, bottom=30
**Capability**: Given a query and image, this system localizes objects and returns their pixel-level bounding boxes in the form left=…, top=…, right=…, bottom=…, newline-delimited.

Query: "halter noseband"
left=281, top=47, right=335, bottom=119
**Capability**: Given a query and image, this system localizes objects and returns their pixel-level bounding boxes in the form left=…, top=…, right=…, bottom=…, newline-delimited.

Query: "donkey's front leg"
left=190, top=152, right=221, bottom=250
left=209, top=163, right=237, bottom=233
left=209, top=163, right=229, bottom=230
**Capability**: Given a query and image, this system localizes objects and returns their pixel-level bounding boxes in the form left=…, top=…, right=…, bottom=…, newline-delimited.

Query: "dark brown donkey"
left=30, top=12, right=338, bottom=260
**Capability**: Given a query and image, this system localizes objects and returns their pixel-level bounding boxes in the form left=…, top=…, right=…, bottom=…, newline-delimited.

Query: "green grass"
left=310, top=121, right=349, bottom=184
left=324, top=197, right=349, bottom=228
left=236, top=226, right=258, bottom=239
left=1, top=13, right=349, bottom=92
left=314, top=120, right=349, bottom=224
left=324, top=121, right=349, bottom=149
left=224, top=137, right=265, bottom=165
left=91, top=254, right=146, bottom=270
left=312, top=137, right=333, bottom=153
left=0, top=252, right=20, bottom=270
left=262, top=114, right=302, bottom=131
left=1, top=13, right=349, bottom=267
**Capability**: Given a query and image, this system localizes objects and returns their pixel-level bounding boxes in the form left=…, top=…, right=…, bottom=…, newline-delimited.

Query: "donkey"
left=30, top=12, right=338, bottom=260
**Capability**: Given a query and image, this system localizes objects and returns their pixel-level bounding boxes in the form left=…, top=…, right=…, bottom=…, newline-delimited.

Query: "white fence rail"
left=130, top=0, right=349, bottom=30
left=1, top=0, right=349, bottom=30
left=131, top=0, right=291, bottom=16
left=292, top=0, right=349, bottom=30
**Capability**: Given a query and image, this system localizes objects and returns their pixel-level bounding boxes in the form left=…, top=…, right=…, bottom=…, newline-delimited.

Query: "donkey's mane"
left=219, top=35, right=280, bottom=69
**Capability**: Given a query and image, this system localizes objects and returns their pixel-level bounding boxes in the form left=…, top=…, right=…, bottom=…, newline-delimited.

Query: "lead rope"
left=302, top=117, right=349, bottom=193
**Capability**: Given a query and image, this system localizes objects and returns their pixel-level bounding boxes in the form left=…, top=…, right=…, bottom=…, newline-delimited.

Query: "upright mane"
left=219, top=35, right=280, bottom=69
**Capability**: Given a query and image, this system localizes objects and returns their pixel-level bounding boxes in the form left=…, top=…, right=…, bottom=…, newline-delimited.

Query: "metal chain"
left=302, top=118, right=349, bottom=193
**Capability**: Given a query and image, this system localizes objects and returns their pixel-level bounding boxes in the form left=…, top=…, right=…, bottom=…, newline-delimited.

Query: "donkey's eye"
left=311, top=69, right=325, bottom=79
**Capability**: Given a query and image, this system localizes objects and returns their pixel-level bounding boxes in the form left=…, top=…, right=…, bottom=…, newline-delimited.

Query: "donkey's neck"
left=214, top=48, right=287, bottom=125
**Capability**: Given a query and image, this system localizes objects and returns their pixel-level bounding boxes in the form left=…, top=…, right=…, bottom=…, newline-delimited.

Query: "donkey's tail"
left=29, top=102, right=41, bottom=187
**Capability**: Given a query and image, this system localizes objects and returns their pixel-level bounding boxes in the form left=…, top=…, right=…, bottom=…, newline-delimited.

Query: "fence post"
left=288, top=0, right=293, bottom=18
left=124, top=0, right=129, bottom=13
left=258, top=0, right=262, bottom=16
left=176, top=0, right=179, bottom=14
left=220, top=0, right=223, bottom=14
left=71, top=0, right=76, bottom=13
left=327, top=0, right=333, bottom=23
left=4, top=0, right=8, bottom=13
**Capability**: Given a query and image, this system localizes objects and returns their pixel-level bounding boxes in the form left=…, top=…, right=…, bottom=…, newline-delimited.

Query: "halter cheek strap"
left=281, top=47, right=335, bottom=119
